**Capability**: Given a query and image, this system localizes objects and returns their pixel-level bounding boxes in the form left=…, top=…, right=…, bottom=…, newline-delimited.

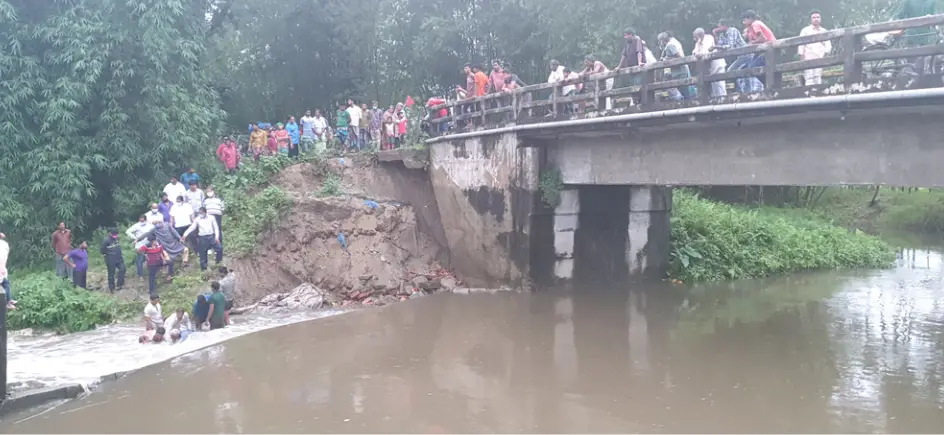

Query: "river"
left=3, top=247, right=944, bottom=432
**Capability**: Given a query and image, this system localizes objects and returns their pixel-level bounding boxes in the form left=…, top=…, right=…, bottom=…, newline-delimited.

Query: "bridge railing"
left=428, top=14, right=944, bottom=135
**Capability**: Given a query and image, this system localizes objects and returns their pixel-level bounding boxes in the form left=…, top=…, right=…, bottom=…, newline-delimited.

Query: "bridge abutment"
left=426, top=133, right=672, bottom=289
left=427, top=133, right=540, bottom=288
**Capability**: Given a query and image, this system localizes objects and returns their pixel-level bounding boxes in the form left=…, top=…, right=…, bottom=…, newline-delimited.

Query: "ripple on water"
left=6, top=309, right=349, bottom=391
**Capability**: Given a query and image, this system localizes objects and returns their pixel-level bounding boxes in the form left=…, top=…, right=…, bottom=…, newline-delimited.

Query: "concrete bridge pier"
left=551, top=187, right=580, bottom=281
left=548, top=185, right=672, bottom=284
left=626, top=186, right=672, bottom=278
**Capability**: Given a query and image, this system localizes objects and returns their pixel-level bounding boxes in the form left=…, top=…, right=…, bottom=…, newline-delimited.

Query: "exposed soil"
left=230, top=156, right=455, bottom=307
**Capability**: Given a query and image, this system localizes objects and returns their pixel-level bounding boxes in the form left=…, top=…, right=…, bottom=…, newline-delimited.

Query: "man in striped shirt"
left=182, top=207, right=222, bottom=271
left=204, top=186, right=225, bottom=244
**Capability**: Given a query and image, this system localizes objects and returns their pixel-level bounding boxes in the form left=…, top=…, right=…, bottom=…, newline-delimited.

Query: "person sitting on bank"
left=205, top=281, right=227, bottom=330
left=139, top=326, right=166, bottom=344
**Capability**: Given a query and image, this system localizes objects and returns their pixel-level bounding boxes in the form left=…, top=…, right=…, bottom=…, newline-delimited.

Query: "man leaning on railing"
left=713, top=19, right=758, bottom=93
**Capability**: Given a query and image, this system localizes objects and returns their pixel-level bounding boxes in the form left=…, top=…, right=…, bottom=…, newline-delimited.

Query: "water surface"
left=4, top=248, right=944, bottom=432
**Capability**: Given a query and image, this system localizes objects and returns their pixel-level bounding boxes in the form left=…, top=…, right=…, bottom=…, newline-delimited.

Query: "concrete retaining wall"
left=427, top=133, right=539, bottom=287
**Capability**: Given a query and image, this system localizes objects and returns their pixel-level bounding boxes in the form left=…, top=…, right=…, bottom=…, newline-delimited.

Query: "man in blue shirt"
left=286, top=116, right=300, bottom=155
left=180, top=168, right=200, bottom=188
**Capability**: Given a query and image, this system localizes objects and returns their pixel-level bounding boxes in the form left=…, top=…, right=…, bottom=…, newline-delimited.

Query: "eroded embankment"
left=230, top=157, right=456, bottom=306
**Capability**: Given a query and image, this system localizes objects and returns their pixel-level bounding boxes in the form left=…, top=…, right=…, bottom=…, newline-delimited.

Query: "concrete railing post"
left=842, top=32, right=863, bottom=88
left=550, top=83, right=558, bottom=117
left=765, top=46, right=783, bottom=90
left=695, top=57, right=711, bottom=104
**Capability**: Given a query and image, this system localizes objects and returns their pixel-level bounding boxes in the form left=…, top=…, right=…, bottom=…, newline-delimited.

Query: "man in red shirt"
left=426, top=97, right=448, bottom=133
left=487, top=60, right=507, bottom=93
left=741, top=10, right=777, bottom=89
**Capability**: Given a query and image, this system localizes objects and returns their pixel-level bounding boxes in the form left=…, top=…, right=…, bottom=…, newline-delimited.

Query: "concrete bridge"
left=386, top=15, right=944, bottom=288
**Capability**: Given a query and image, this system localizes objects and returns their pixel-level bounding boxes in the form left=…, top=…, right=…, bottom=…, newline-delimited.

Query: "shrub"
left=224, top=186, right=292, bottom=257
left=319, top=173, right=342, bottom=197
left=6, top=272, right=135, bottom=333
left=669, top=190, right=895, bottom=282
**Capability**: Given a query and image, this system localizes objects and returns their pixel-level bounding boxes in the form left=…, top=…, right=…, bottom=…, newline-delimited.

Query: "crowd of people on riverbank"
left=229, top=98, right=418, bottom=163
left=46, top=172, right=225, bottom=298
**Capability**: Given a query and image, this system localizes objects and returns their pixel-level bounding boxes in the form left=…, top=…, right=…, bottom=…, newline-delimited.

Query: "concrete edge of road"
left=0, top=370, right=133, bottom=419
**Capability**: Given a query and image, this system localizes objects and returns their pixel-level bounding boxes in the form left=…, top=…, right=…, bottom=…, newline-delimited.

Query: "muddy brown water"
left=4, top=248, right=944, bottom=433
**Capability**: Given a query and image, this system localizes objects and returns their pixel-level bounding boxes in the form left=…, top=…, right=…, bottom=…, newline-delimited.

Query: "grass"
left=808, top=187, right=944, bottom=234
left=669, top=190, right=896, bottom=283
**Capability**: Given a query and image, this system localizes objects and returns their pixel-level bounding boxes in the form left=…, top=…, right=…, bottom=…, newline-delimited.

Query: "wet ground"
left=4, top=248, right=944, bottom=432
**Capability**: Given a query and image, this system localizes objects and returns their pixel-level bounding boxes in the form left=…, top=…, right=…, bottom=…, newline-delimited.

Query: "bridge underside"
left=539, top=103, right=944, bottom=187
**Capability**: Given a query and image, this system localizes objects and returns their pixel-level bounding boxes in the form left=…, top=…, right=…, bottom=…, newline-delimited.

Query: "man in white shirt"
left=694, top=27, right=727, bottom=97
left=170, top=195, right=194, bottom=241
left=163, top=177, right=186, bottom=204
left=144, top=294, right=163, bottom=330
left=126, top=214, right=154, bottom=280
left=547, top=59, right=566, bottom=83
left=345, top=100, right=363, bottom=151
left=0, top=233, right=14, bottom=309
left=798, top=10, right=832, bottom=86
left=300, top=109, right=316, bottom=153
left=312, top=109, right=328, bottom=153
left=145, top=202, right=163, bottom=223
left=184, top=182, right=205, bottom=212
left=183, top=207, right=222, bottom=271
left=204, top=187, right=225, bottom=243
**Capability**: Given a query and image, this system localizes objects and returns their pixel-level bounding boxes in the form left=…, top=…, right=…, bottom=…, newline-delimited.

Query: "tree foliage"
left=0, top=0, right=224, bottom=263
left=206, top=0, right=915, bottom=127
left=0, top=0, right=932, bottom=263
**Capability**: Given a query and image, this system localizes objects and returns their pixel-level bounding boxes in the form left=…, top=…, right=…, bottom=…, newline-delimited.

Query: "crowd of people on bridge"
left=452, top=10, right=832, bottom=108
left=448, top=6, right=938, bottom=114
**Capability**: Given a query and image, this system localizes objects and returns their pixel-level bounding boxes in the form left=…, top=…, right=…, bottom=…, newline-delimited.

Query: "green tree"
left=0, top=0, right=224, bottom=264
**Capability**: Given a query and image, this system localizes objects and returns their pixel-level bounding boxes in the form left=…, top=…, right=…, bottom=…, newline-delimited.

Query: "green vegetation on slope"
left=809, top=187, right=944, bottom=234
left=669, top=190, right=895, bottom=283
left=5, top=154, right=331, bottom=332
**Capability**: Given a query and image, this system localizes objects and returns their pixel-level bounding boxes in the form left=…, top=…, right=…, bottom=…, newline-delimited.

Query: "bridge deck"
left=428, top=14, right=944, bottom=140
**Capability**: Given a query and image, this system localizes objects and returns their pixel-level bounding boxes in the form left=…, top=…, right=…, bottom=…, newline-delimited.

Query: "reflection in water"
left=6, top=250, right=944, bottom=432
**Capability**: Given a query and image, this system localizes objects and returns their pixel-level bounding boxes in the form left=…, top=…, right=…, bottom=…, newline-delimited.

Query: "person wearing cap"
left=182, top=206, right=222, bottom=271
left=143, top=294, right=163, bottom=331
left=99, top=228, right=126, bottom=292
